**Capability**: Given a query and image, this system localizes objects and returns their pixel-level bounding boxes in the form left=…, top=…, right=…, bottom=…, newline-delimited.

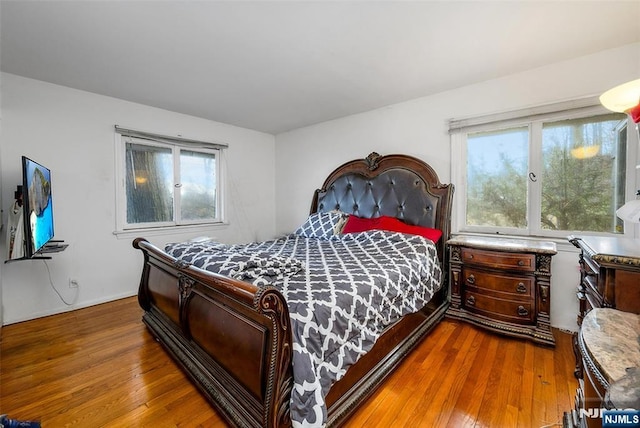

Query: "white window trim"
left=113, top=126, right=228, bottom=235
left=450, top=98, right=639, bottom=239
left=448, top=96, right=603, bottom=134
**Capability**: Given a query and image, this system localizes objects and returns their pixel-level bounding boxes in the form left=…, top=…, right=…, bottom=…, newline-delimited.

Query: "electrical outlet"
left=69, top=279, right=79, bottom=288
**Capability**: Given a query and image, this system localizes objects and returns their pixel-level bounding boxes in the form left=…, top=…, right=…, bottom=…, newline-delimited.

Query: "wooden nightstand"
left=446, top=235, right=557, bottom=346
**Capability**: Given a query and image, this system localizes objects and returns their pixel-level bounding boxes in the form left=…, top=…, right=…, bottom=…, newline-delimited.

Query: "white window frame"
left=114, top=126, right=228, bottom=234
left=450, top=97, right=639, bottom=239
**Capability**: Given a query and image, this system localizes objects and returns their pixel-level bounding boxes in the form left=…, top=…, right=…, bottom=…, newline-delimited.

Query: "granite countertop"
left=607, top=367, right=640, bottom=410
left=447, top=235, right=557, bottom=254
left=581, top=308, right=640, bottom=409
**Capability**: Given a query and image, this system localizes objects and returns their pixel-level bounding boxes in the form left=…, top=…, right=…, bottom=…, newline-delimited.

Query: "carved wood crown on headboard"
left=365, top=152, right=382, bottom=170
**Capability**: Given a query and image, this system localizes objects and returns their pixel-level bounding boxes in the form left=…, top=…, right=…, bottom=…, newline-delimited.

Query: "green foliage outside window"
left=466, top=113, right=627, bottom=234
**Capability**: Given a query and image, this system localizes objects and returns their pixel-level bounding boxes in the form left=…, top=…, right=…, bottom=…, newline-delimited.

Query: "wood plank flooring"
left=0, top=297, right=576, bottom=427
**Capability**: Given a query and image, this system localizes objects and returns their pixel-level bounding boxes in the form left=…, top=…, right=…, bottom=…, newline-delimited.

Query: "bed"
left=134, top=152, right=454, bottom=427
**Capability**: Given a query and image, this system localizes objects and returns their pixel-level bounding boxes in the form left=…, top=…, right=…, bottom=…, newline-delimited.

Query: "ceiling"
left=1, top=1, right=639, bottom=135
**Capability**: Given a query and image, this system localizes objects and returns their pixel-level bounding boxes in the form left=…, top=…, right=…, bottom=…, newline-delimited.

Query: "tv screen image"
left=22, top=156, right=54, bottom=257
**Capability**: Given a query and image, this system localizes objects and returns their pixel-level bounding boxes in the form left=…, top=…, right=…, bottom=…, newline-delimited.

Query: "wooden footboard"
left=134, top=238, right=293, bottom=428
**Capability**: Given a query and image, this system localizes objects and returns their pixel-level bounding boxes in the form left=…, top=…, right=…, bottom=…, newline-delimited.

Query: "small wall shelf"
left=5, top=240, right=68, bottom=263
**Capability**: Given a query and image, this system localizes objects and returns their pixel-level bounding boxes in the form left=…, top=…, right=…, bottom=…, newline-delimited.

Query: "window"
left=451, top=99, right=637, bottom=238
left=115, top=127, right=226, bottom=231
left=466, top=127, right=529, bottom=229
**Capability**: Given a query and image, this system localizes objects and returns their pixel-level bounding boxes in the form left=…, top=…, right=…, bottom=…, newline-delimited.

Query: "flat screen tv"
left=21, top=156, right=55, bottom=258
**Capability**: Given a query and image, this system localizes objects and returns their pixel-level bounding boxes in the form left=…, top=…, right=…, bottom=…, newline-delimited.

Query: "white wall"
left=3, top=43, right=638, bottom=330
left=275, top=43, right=640, bottom=332
left=0, top=73, right=276, bottom=324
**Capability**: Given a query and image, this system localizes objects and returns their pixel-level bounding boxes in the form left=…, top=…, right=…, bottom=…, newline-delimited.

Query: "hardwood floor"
left=0, top=297, right=576, bottom=427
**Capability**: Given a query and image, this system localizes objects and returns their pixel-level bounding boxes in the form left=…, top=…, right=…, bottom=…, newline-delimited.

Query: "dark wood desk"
left=566, top=235, right=640, bottom=428
left=568, top=235, right=640, bottom=323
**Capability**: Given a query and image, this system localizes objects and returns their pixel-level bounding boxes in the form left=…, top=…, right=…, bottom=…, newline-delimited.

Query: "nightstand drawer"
left=463, top=290, right=535, bottom=324
left=581, top=253, right=600, bottom=277
left=583, top=275, right=603, bottom=300
left=461, top=247, right=535, bottom=272
left=463, top=267, right=533, bottom=299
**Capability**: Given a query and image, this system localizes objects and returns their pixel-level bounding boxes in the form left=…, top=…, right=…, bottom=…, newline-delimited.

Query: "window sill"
left=113, top=222, right=230, bottom=240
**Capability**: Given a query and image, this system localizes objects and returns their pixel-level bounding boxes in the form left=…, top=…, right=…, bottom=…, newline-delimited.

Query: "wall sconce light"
left=600, top=78, right=640, bottom=223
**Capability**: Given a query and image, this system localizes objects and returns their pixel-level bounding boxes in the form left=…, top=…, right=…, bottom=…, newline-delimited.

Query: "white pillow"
left=294, top=211, right=347, bottom=239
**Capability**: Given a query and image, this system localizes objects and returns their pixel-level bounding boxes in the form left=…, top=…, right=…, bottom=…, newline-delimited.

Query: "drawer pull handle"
left=517, top=306, right=529, bottom=317
left=466, top=274, right=475, bottom=285
left=517, top=260, right=525, bottom=266
left=466, top=296, right=476, bottom=306
left=516, top=283, right=527, bottom=293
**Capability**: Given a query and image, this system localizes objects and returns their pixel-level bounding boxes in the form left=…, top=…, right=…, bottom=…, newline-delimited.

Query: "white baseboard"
left=1, top=290, right=139, bottom=326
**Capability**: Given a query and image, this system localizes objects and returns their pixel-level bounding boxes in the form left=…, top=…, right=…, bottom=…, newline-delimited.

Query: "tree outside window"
left=122, top=138, right=221, bottom=229
left=464, top=112, right=628, bottom=236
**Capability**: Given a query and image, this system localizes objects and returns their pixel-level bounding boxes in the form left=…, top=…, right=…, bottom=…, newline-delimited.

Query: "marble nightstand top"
left=581, top=308, right=640, bottom=409
left=447, top=235, right=557, bottom=254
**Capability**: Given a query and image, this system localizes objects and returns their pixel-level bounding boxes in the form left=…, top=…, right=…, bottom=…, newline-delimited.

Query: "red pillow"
left=377, top=216, right=443, bottom=243
left=341, top=215, right=381, bottom=234
left=342, top=215, right=442, bottom=243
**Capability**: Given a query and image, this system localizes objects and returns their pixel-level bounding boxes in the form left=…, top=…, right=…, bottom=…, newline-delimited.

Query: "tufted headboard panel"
left=314, top=169, right=440, bottom=228
left=310, top=152, right=454, bottom=265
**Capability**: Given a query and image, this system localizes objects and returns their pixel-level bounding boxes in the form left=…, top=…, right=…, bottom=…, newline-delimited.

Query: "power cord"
left=43, top=260, right=76, bottom=306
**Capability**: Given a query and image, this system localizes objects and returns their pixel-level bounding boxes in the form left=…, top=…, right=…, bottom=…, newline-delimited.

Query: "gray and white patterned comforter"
left=165, top=230, right=442, bottom=428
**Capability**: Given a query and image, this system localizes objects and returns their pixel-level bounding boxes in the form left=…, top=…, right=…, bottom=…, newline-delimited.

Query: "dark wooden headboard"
left=310, top=152, right=454, bottom=266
